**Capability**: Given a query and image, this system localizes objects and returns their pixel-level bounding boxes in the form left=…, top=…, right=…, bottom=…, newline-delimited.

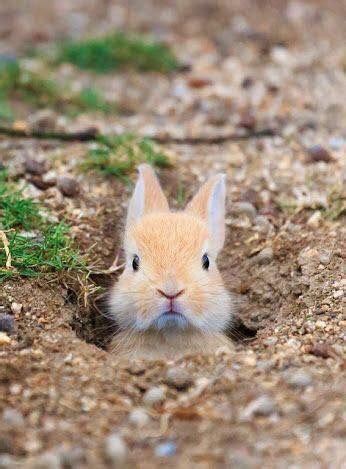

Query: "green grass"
left=0, top=60, right=114, bottom=120
left=81, top=134, right=170, bottom=180
left=0, top=171, right=83, bottom=281
left=56, top=32, right=179, bottom=73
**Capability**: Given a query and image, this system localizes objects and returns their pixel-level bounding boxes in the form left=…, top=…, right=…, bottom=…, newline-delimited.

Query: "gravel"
left=155, top=441, right=177, bottom=457
left=128, top=408, right=150, bottom=428
left=165, top=367, right=193, bottom=389
left=0, top=314, right=15, bottom=334
left=104, top=434, right=127, bottom=464
left=240, top=395, right=277, bottom=421
left=283, top=370, right=313, bottom=389
left=57, top=176, right=80, bottom=197
left=143, top=386, right=167, bottom=406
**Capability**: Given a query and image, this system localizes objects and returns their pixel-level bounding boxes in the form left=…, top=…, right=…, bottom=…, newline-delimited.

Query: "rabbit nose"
left=157, top=289, right=185, bottom=300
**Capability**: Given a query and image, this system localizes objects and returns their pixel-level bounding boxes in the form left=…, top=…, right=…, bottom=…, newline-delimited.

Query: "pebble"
left=240, top=395, right=276, bottom=421
left=251, top=246, right=273, bottom=265
left=315, top=320, right=326, bottom=329
left=306, top=211, right=321, bottom=228
left=230, top=201, right=257, bottom=220
left=2, top=408, right=24, bottom=427
left=187, top=77, right=212, bottom=88
left=29, top=452, right=61, bottom=469
left=143, top=386, right=166, bottom=406
left=155, top=441, right=177, bottom=457
left=24, top=159, right=47, bottom=175
left=10, top=302, right=22, bottom=315
left=263, top=337, right=278, bottom=346
left=238, top=112, right=256, bottom=130
left=0, top=455, right=15, bottom=469
left=0, top=314, right=15, bottom=334
left=128, top=408, right=150, bottom=428
left=104, top=434, right=127, bottom=464
left=0, top=332, right=11, bottom=346
left=319, top=251, right=332, bottom=265
left=305, top=145, right=334, bottom=163
left=308, top=343, right=335, bottom=359
left=329, top=136, right=345, bottom=150
left=254, top=215, right=274, bottom=235
left=165, top=367, right=192, bottom=389
left=29, top=175, right=56, bottom=191
left=284, top=369, right=312, bottom=388
left=57, top=176, right=80, bottom=197
left=333, top=290, right=343, bottom=299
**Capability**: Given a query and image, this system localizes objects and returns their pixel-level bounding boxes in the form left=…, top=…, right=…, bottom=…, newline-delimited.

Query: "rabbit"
left=108, top=164, right=234, bottom=360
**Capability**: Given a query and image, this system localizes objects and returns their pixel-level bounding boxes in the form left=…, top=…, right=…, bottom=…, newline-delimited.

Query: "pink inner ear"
left=126, top=164, right=169, bottom=230
left=185, top=176, right=219, bottom=219
left=185, top=174, right=226, bottom=252
left=140, top=165, right=169, bottom=214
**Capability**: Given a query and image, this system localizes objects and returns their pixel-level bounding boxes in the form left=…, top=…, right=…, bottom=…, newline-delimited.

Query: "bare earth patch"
left=0, top=0, right=345, bottom=467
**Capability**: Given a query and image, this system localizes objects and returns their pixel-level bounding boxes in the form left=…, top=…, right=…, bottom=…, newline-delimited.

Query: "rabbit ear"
left=126, top=164, right=169, bottom=228
left=186, top=174, right=226, bottom=253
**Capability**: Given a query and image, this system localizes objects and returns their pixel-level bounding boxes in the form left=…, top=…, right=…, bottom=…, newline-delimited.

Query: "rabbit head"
left=109, top=164, right=232, bottom=334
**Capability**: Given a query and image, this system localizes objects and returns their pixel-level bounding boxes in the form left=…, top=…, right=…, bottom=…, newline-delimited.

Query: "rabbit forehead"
left=127, top=212, right=208, bottom=257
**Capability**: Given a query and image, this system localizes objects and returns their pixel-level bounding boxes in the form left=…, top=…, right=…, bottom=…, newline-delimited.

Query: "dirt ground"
left=0, top=0, right=345, bottom=467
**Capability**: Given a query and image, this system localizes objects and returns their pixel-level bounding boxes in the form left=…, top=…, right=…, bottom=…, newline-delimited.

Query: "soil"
left=0, top=1, right=345, bottom=467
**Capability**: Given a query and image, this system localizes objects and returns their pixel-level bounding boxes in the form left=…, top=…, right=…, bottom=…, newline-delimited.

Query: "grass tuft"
left=57, top=32, right=179, bottom=73
left=0, top=171, right=83, bottom=281
left=0, top=60, right=114, bottom=120
left=81, top=134, right=171, bottom=180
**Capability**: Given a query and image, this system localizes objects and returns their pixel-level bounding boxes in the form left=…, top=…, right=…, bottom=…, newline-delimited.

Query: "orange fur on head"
left=109, top=164, right=233, bottom=360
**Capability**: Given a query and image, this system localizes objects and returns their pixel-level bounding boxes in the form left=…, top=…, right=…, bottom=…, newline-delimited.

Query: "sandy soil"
left=0, top=1, right=345, bottom=467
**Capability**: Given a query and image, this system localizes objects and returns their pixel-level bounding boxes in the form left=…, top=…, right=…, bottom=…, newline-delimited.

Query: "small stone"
left=60, top=446, right=85, bottom=468
left=128, top=408, right=150, bottom=428
left=298, top=248, right=320, bottom=275
left=165, top=367, right=192, bottom=389
left=10, top=302, right=22, bottom=315
left=104, top=434, right=127, bottom=464
left=263, top=337, right=278, bottom=346
left=0, top=455, right=15, bottom=469
left=254, top=215, right=274, bottom=235
left=307, top=211, right=322, bottom=228
left=305, top=145, right=334, bottom=163
left=2, top=408, right=24, bottom=427
left=0, top=314, right=15, bottom=334
left=187, top=77, right=212, bottom=88
left=284, top=369, right=312, bottom=388
left=28, top=175, right=56, bottom=191
left=333, top=290, right=343, bottom=299
left=238, top=112, right=256, bottom=130
left=240, top=395, right=276, bottom=421
left=319, top=251, right=332, bottom=265
left=230, top=202, right=257, bottom=220
left=29, top=109, right=57, bottom=132
left=307, top=343, right=335, bottom=359
left=30, top=452, right=61, bottom=469
left=155, top=441, right=177, bottom=457
left=57, top=176, right=80, bottom=197
left=24, top=159, right=47, bottom=175
left=143, top=386, right=166, bottom=406
left=329, top=136, right=345, bottom=150
left=315, top=320, right=326, bottom=329
left=0, top=332, right=11, bottom=346
left=251, top=246, right=273, bottom=265
left=241, top=76, right=254, bottom=88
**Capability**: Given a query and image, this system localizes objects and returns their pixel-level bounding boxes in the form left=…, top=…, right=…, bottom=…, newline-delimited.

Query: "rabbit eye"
left=202, top=253, right=209, bottom=270
left=132, top=255, right=140, bottom=271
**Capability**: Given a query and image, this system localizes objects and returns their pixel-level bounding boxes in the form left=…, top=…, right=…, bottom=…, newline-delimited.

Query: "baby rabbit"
left=109, top=164, right=233, bottom=360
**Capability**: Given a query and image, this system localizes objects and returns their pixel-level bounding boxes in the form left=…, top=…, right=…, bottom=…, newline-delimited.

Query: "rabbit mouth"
left=152, top=311, right=189, bottom=330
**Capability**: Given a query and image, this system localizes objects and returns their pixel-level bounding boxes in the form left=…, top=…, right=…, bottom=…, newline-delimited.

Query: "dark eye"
left=202, top=253, right=209, bottom=270
left=132, top=254, right=140, bottom=271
